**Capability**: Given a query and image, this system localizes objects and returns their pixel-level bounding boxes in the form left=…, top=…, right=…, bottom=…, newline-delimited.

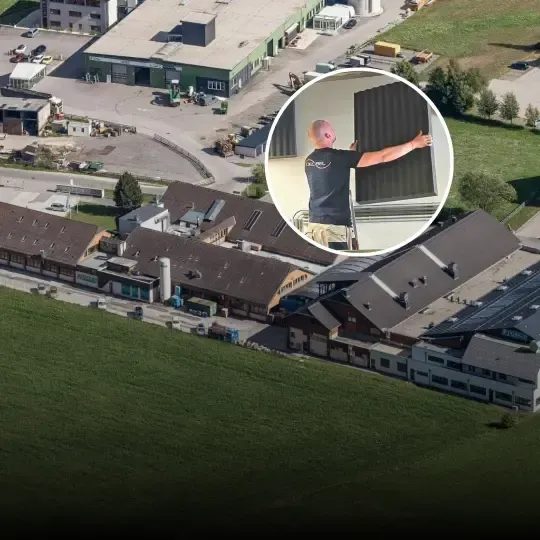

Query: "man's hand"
left=411, top=130, right=433, bottom=149
left=349, top=141, right=358, bottom=151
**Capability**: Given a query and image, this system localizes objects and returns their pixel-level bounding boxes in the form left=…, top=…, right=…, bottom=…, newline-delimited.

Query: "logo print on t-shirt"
left=306, top=159, right=331, bottom=170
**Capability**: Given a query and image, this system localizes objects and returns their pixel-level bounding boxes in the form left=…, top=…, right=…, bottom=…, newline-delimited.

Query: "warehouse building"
left=282, top=210, right=540, bottom=411
left=0, top=202, right=109, bottom=280
left=0, top=98, right=51, bottom=136
left=84, top=0, right=326, bottom=94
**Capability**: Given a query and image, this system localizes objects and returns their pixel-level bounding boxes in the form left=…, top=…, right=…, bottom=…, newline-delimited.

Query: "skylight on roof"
left=243, top=210, right=262, bottom=231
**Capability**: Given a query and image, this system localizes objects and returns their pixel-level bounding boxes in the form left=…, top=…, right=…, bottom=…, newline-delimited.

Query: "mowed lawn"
left=0, top=287, right=540, bottom=532
left=383, top=0, right=540, bottom=77
left=0, top=0, right=38, bottom=24
left=446, top=118, right=540, bottom=221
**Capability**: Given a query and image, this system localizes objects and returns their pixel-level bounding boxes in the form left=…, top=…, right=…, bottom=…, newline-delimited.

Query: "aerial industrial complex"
left=84, top=0, right=327, bottom=92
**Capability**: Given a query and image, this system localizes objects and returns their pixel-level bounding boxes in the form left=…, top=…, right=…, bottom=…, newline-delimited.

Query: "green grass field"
left=0, top=0, right=38, bottom=24
left=447, top=118, right=540, bottom=222
left=1, top=287, right=540, bottom=532
left=383, top=0, right=540, bottom=77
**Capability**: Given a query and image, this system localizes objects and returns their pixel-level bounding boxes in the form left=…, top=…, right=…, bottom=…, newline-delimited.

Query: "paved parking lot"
left=490, top=66, right=540, bottom=114
left=0, top=26, right=91, bottom=87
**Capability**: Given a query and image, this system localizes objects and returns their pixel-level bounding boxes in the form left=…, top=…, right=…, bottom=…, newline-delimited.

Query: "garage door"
left=111, top=63, right=128, bottom=84
left=165, top=69, right=181, bottom=83
left=354, top=82, right=436, bottom=204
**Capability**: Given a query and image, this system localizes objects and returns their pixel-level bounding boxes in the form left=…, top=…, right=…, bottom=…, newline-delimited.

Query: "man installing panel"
left=304, top=120, right=432, bottom=250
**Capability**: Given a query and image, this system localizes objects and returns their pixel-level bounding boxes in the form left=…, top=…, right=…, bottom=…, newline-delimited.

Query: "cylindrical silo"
left=348, top=0, right=383, bottom=17
left=159, top=257, right=172, bottom=302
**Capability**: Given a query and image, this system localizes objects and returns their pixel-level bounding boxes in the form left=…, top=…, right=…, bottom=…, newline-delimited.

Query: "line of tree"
left=477, top=89, right=539, bottom=127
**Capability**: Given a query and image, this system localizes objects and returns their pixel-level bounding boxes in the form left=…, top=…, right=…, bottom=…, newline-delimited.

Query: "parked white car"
left=32, top=54, right=44, bottom=64
left=14, top=44, right=26, bottom=54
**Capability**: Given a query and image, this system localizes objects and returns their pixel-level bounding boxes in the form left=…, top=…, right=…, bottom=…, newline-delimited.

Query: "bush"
left=500, top=412, right=519, bottom=429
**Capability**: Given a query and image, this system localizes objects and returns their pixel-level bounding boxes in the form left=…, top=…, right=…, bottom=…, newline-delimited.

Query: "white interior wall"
left=266, top=75, right=453, bottom=252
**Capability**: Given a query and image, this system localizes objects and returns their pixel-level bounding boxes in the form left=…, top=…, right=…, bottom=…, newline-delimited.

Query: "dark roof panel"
left=125, top=227, right=296, bottom=306
left=161, top=182, right=336, bottom=266
left=236, top=124, right=271, bottom=149
left=307, top=302, right=340, bottom=330
left=0, top=202, right=100, bottom=266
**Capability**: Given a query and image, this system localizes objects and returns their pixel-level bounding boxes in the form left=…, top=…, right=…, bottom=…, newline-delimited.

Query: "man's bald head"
left=308, top=120, right=336, bottom=148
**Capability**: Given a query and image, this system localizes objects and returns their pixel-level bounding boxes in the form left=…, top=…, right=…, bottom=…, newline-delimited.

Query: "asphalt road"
left=0, top=167, right=168, bottom=196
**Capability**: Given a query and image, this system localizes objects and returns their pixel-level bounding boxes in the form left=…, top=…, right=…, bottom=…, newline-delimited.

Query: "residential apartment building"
left=42, top=0, right=118, bottom=34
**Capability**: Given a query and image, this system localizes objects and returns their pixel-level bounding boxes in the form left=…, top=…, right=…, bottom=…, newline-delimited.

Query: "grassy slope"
left=447, top=118, right=540, bottom=220
left=0, top=287, right=511, bottom=532
left=0, top=0, right=38, bottom=25
left=383, top=0, right=540, bottom=77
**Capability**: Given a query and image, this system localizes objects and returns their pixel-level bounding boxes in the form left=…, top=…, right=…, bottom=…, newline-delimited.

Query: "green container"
left=186, top=297, right=217, bottom=317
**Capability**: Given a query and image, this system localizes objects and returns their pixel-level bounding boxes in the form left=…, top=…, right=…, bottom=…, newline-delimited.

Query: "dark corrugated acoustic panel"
left=269, top=100, right=297, bottom=158
left=354, top=82, right=436, bottom=204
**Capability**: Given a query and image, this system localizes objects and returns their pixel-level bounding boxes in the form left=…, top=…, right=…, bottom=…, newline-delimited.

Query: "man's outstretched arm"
left=353, top=131, right=433, bottom=168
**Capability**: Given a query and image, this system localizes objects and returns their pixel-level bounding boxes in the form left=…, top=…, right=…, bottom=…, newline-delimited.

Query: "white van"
left=26, top=28, right=39, bottom=38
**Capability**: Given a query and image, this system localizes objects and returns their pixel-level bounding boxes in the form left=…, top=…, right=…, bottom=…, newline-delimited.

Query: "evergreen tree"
left=113, top=172, right=144, bottom=212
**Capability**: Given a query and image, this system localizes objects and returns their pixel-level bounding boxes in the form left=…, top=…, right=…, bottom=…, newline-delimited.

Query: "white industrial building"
left=118, top=203, right=170, bottom=237
left=348, top=0, right=383, bottom=18
left=313, top=4, right=355, bottom=32
left=9, top=64, right=47, bottom=90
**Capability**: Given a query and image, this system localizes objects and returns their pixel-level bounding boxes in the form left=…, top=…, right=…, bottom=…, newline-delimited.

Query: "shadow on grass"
left=459, top=114, right=526, bottom=131
left=0, top=0, right=38, bottom=25
left=487, top=421, right=506, bottom=430
left=488, top=42, right=540, bottom=52
left=508, top=176, right=540, bottom=207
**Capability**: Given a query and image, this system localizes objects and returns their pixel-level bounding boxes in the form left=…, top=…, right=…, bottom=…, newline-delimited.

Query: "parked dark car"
left=10, top=54, right=25, bottom=63
left=343, top=18, right=357, bottom=29
left=510, top=61, right=529, bottom=71
left=32, top=45, right=46, bottom=56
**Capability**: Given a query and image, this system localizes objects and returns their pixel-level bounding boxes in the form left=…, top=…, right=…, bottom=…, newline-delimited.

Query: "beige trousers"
left=304, top=223, right=351, bottom=249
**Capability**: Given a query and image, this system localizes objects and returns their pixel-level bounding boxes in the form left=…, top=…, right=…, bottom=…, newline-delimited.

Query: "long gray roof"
left=462, top=334, right=540, bottom=381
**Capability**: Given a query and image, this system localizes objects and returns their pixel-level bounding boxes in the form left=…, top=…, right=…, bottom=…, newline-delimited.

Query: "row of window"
left=121, top=283, right=149, bottom=301
left=208, top=80, right=225, bottom=92
left=49, top=20, right=101, bottom=31
left=379, top=357, right=407, bottom=373
left=55, top=10, right=100, bottom=18
left=51, top=0, right=100, bottom=5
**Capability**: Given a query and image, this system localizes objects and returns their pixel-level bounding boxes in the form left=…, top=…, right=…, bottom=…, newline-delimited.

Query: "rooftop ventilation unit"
left=529, top=304, right=540, bottom=310
left=521, top=269, right=533, bottom=276
left=427, top=321, right=435, bottom=328
left=420, top=275, right=428, bottom=285
left=451, top=216, right=457, bottom=222
left=497, top=285, right=508, bottom=291
left=448, top=317, right=458, bottom=322
left=399, top=292, right=410, bottom=310
left=472, top=301, right=483, bottom=307
left=512, top=315, right=523, bottom=321
left=409, top=279, right=419, bottom=288
left=530, top=341, right=540, bottom=354
left=364, top=302, right=372, bottom=311
left=446, top=262, right=459, bottom=280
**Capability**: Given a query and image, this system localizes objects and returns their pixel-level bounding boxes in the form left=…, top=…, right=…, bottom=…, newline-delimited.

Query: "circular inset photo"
left=265, top=68, right=454, bottom=256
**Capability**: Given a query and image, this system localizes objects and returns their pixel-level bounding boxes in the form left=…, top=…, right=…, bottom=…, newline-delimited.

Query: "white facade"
left=44, top=0, right=118, bottom=34
left=348, top=0, right=383, bottom=17
left=313, top=5, right=355, bottom=32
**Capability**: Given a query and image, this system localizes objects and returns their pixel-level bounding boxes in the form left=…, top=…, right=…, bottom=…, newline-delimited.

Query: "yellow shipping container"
left=374, top=41, right=401, bottom=58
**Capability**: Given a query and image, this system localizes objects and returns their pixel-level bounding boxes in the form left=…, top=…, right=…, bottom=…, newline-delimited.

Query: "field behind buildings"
left=1, top=287, right=540, bottom=532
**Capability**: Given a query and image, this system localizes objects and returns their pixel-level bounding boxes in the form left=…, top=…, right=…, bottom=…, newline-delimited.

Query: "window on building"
left=536, top=397, right=540, bottom=406
left=11, top=254, right=25, bottom=264
left=347, top=316, right=356, bottom=323
left=519, top=377, right=535, bottom=385
left=0, top=250, right=8, bottom=259
left=290, top=331, right=296, bottom=338
left=90, top=12, right=101, bottom=19
left=432, top=375, right=448, bottom=386
left=43, top=261, right=58, bottom=273
left=140, top=288, right=149, bottom=301
left=59, top=267, right=74, bottom=277
left=467, top=365, right=476, bottom=373
left=451, top=380, right=467, bottom=391
left=131, top=286, right=139, bottom=298
left=27, top=258, right=41, bottom=268
left=380, top=358, right=390, bottom=369
left=90, top=25, right=101, bottom=32
left=470, top=384, right=486, bottom=396
left=50, top=8, right=61, bottom=14
left=208, top=80, right=225, bottom=92
left=417, top=371, right=428, bottom=377
left=515, top=396, right=531, bottom=407
left=427, top=355, right=444, bottom=364
left=397, top=362, right=407, bottom=373
left=69, top=10, right=82, bottom=16
left=497, top=373, right=507, bottom=381
left=446, top=360, right=461, bottom=370
left=86, top=0, right=100, bottom=6
left=121, top=284, right=130, bottom=296
left=495, top=391, right=512, bottom=403
left=481, top=368, right=491, bottom=376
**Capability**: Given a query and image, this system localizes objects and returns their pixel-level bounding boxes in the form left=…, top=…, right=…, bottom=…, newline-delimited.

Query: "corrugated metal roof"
left=354, top=82, right=436, bottom=203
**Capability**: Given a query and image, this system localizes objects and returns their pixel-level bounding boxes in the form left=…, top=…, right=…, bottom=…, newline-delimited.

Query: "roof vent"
left=530, top=341, right=540, bottom=354
left=427, top=321, right=435, bottom=328
left=364, top=302, right=371, bottom=311
left=451, top=216, right=457, bottom=222
left=521, top=269, right=533, bottom=276
left=472, top=301, right=483, bottom=307
left=497, top=285, right=508, bottom=291
left=420, top=275, right=428, bottom=285
left=446, top=262, right=459, bottom=280
left=448, top=317, right=458, bottom=322
left=512, top=315, right=523, bottom=321
left=189, top=269, right=202, bottom=279
left=409, top=279, right=419, bottom=288
left=530, top=304, right=540, bottom=310
left=437, top=221, right=444, bottom=227
left=399, top=292, right=410, bottom=310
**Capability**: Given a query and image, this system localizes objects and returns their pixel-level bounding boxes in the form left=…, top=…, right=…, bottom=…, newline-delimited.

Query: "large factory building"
left=84, top=0, right=326, bottom=96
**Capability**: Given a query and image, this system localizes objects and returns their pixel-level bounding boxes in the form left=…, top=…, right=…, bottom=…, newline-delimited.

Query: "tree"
left=113, top=172, right=143, bottom=212
left=500, top=412, right=519, bottom=429
left=425, top=61, right=475, bottom=117
left=252, top=163, right=267, bottom=186
left=524, top=103, right=540, bottom=127
left=390, top=60, right=420, bottom=86
left=499, top=92, right=520, bottom=124
left=477, top=89, right=499, bottom=119
left=458, top=171, right=517, bottom=214
left=463, top=68, right=488, bottom=93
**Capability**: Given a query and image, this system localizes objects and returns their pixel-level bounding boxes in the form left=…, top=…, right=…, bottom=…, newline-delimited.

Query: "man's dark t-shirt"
left=305, top=148, right=363, bottom=226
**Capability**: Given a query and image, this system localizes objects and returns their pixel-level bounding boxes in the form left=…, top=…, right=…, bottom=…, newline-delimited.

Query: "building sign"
left=76, top=271, right=98, bottom=287
left=501, top=328, right=529, bottom=343
left=89, top=56, right=163, bottom=70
